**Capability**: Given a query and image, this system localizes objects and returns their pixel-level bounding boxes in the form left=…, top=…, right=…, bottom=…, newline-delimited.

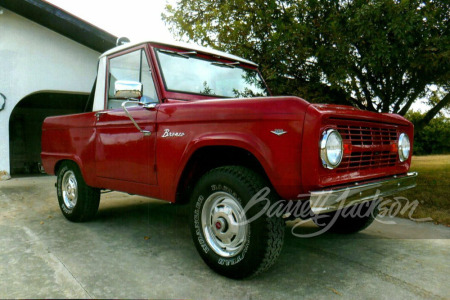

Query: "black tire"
left=190, top=166, right=285, bottom=279
left=313, top=201, right=379, bottom=234
left=56, top=161, right=100, bottom=222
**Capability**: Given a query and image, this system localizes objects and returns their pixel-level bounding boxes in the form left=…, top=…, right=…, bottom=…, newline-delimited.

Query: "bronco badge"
left=162, top=128, right=185, bottom=137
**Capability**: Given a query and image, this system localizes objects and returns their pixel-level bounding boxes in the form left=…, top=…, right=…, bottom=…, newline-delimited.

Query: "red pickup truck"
left=41, top=40, right=417, bottom=278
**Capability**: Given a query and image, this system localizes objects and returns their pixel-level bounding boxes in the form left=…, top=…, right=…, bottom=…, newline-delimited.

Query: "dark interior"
left=9, top=92, right=89, bottom=174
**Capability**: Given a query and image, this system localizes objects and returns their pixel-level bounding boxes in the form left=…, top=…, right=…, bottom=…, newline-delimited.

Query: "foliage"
left=406, top=111, right=450, bottom=155
left=163, top=0, right=450, bottom=123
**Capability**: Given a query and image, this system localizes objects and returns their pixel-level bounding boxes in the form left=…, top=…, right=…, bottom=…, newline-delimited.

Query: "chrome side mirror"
left=115, top=80, right=151, bottom=136
left=114, top=80, right=142, bottom=99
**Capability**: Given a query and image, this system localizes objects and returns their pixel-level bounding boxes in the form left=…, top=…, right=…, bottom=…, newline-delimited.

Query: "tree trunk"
left=414, top=93, right=450, bottom=133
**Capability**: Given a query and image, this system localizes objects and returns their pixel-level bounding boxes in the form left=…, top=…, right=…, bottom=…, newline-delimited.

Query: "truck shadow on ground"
left=91, top=198, right=397, bottom=284
left=94, top=197, right=381, bottom=241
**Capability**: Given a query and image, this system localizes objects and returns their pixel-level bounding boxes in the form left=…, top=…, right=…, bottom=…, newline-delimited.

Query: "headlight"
left=320, top=129, right=343, bottom=169
left=398, top=133, right=410, bottom=162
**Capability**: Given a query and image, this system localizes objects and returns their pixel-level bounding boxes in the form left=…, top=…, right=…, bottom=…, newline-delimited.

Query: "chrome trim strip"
left=310, top=172, right=418, bottom=214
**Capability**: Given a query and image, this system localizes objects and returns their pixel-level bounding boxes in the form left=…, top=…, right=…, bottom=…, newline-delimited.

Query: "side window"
left=140, top=51, right=158, bottom=104
left=107, top=49, right=158, bottom=109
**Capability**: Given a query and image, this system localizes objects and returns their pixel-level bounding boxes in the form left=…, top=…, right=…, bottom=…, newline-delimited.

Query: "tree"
left=414, top=86, right=450, bottom=132
left=405, top=111, right=450, bottom=155
left=163, top=0, right=450, bottom=127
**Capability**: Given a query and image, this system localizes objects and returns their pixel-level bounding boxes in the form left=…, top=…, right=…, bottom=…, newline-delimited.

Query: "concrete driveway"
left=0, top=176, right=448, bottom=299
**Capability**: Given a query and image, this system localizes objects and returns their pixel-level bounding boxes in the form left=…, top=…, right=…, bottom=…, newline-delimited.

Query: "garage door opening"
left=9, top=92, right=89, bottom=175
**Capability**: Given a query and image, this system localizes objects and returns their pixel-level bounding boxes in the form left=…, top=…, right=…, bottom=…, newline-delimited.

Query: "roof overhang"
left=0, top=0, right=117, bottom=52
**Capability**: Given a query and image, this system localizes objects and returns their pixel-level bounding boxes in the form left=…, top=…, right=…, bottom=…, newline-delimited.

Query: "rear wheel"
left=190, top=166, right=285, bottom=279
left=57, top=161, right=100, bottom=222
left=313, top=201, right=379, bottom=234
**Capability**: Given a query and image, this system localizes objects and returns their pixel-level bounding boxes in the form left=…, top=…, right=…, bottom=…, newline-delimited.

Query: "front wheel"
left=57, top=161, right=100, bottom=222
left=190, top=166, right=285, bottom=279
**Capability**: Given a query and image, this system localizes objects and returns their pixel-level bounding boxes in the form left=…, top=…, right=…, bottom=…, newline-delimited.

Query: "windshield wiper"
left=158, top=49, right=197, bottom=59
left=211, top=61, right=240, bottom=68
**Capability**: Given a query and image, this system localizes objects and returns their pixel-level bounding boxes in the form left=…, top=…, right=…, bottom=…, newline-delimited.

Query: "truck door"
left=95, top=48, right=159, bottom=185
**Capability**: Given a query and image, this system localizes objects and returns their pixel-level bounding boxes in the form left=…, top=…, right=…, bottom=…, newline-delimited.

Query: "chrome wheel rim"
left=201, top=191, right=248, bottom=257
left=62, top=171, right=78, bottom=209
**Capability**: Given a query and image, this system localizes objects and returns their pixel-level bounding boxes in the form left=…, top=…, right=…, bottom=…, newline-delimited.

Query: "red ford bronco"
left=41, top=40, right=417, bottom=278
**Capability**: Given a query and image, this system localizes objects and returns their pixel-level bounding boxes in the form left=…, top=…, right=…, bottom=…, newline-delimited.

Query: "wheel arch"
left=174, top=144, right=271, bottom=204
left=53, top=157, right=89, bottom=182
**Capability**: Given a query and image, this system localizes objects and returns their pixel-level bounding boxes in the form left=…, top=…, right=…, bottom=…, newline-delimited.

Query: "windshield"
left=155, top=49, right=269, bottom=98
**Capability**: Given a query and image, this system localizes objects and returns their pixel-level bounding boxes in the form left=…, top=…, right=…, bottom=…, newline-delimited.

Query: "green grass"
left=393, top=155, right=450, bottom=225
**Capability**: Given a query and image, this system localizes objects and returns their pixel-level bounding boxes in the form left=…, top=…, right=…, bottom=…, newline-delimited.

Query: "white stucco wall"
left=0, top=8, right=100, bottom=174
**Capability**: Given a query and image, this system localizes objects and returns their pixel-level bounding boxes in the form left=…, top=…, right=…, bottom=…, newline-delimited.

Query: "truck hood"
left=310, top=103, right=411, bottom=126
left=159, top=96, right=311, bottom=123
left=163, top=97, right=411, bottom=126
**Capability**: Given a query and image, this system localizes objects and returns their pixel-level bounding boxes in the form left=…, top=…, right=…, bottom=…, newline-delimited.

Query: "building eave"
left=0, top=0, right=117, bottom=52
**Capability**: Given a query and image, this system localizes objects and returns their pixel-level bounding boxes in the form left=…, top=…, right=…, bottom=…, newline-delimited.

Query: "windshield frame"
left=152, top=45, right=270, bottom=100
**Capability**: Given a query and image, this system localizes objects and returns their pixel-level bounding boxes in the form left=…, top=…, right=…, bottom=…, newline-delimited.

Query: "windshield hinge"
left=211, top=61, right=240, bottom=68
left=158, top=49, right=197, bottom=58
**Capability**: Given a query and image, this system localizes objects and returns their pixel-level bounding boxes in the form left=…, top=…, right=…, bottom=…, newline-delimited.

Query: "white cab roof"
left=99, top=39, right=258, bottom=66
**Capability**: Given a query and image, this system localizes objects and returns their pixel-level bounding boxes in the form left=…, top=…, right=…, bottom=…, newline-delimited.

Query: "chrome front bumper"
left=309, top=172, right=418, bottom=214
